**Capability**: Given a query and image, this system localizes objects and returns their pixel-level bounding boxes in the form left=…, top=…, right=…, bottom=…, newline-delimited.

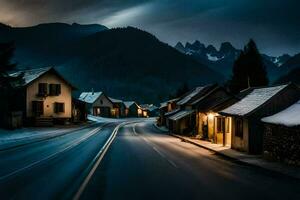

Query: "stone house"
left=261, top=100, right=300, bottom=166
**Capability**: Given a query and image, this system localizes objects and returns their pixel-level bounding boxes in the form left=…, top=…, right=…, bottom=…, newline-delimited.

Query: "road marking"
left=132, top=124, right=138, bottom=136
left=0, top=126, right=103, bottom=182
left=73, top=121, right=137, bottom=200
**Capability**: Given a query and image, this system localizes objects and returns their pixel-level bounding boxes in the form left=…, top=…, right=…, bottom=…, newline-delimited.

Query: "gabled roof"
left=9, top=67, right=76, bottom=89
left=79, top=92, right=103, bottom=104
left=140, top=104, right=158, bottom=112
left=177, top=84, right=216, bottom=106
left=124, top=101, right=139, bottom=109
left=109, top=97, right=123, bottom=103
left=262, top=100, right=300, bottom=127
left=220, top=84, right=289, bottom=117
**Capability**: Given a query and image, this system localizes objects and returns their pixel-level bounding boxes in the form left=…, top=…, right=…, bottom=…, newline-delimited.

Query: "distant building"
left=124, top=101, right=142, bottom=117
left=261, top=100, right=300, bottom=166
left=7, top=67, right=76, bottom=126
left=158, top=98, right=179, bottom=127
left=140, top=104, right=159, bottom=117
left=79, top=92, right=114, bottom=118
left=109, top=97, right=126, bottom=118
left=219, top=83, right=300, bottom=154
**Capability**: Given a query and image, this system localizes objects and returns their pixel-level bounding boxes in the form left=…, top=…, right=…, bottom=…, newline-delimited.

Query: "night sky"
left=0, top=0, right=299, bottom=56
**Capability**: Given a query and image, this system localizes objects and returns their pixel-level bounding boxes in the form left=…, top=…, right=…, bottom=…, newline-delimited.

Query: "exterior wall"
left=26, top=73, right=72, bottom=119
left=231, top=117, right=249, bottom=152
left=263, top=124, right=300, bottom=166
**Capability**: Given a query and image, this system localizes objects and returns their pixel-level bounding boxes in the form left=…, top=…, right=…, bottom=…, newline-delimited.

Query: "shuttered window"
left=54, top=102, right=65, bottom=113
left=38, top=83, right=48, bottom=96
left=49, top=84, right=61, bottom=96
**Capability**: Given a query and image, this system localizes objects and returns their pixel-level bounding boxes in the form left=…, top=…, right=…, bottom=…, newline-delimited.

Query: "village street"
left=0, top=118, right=299, bottom=200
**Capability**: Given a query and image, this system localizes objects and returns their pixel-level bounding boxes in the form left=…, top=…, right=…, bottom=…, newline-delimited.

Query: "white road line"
left=73, top=122, right=129, bottom=200
left=0, top=127, right=103, bottom=181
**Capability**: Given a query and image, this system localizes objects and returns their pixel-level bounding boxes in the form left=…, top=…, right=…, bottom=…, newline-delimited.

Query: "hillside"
left=0, top=23, right=223, bottom=103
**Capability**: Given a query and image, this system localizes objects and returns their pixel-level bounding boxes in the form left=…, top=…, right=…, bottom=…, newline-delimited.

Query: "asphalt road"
left=0, top=119, right=299, bottom=200
left=80, top=120, right=300, bottom=200
left=0, top=122, right=119, bottom=199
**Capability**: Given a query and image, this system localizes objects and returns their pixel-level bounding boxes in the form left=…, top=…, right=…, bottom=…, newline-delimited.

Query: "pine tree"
left=0, top=42, right=18, bottom=88
left=228, top=39, right=268, bottom=93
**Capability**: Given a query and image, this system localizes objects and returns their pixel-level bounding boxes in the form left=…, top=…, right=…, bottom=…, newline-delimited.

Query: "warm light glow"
left=207, top=112, right=215, bottom=120
left=138, top=108, right=143, bottom=115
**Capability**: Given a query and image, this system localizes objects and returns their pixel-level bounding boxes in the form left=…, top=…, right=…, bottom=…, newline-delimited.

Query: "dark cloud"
left=0, top=0, right=299, bottom=55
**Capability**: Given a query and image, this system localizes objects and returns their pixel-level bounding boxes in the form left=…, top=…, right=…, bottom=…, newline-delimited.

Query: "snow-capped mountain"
left=175, top=40, right=290, bottom=81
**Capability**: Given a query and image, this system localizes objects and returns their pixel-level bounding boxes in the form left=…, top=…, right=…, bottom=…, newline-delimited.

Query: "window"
left=225, top=117, right=230, bottom=133
left=235, top=118, right=243, bottom=138
left=49, top=84, right=61, bottom=96
left=32, top=101, right=44, bottom=116
left=38, top=83, right=48, bottom=96
left=54, top=102, right=65, bottom=113
left=217, top=117, right=225, bottom=133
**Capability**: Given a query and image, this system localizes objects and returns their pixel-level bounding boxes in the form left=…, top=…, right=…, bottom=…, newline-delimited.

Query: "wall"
left=263, top=124, right=300, bottom=166
left=26, top=72, right=72, bottom=118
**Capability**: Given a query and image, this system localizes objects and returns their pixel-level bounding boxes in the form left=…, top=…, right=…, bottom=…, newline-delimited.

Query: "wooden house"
left=8, top=67, right=76, bottom=126
left=158, top=98, right=179, bottom=127
left=167, top=84, right=217, bottom=135
left=219, top=83, right=300, bottom=154
left=261, top=100, right=300, bottom=165
left=188, top=85, right=237, bottom=146
left=109, top=97, right=126, bottom=118
left=124, top=101, right=142, bottom=117
left=79, top=91, right=114, bottom=118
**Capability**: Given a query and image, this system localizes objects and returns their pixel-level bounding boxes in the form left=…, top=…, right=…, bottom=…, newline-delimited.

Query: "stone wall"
left=263, top=124, right=300, bottom=166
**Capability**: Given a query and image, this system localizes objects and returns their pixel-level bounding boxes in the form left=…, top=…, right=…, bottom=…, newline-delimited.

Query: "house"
left=167, top=84, right=220, bottom=135
left=140, top=104, right=159, bottom=117
left=124, top=101, right=142, bottom=117
left=158, top=98, right=179, bottom=127
left=261, top=100, right=300, bottom=165
left=219, top=83, right=300, bottom=154
left=189, top=85, right=237, bottom=146
left=79, top=91, right=114, bottom=118
left=7, top=67, right=76, bottom=126
left=109, top=97, right=126, bottom=118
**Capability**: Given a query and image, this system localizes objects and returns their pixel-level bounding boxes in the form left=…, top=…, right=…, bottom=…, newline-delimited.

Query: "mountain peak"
left=219, top=42, right=236, bottom=53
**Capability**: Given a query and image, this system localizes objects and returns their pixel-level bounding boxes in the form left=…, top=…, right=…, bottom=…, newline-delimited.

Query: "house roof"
left=177, top=84, right=216, bottom=106
left=220, top=84, right=289, bottom=117
left=261, top=100, right=300, bottom=127
left=124, top=101, right=139, bottom=109
left=140, top=104, right=158, bottom=112
left=164, top=108, right=180, bottom=117
left=109, top=97, right=123, bottom=103
left=169, top=110, right=195, bottom=121
left=79, top=92, right=103, bottom=104
left=9, top=67, right=76, bottom=89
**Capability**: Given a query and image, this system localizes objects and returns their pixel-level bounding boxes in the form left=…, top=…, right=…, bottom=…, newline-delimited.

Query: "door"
left=32, top=101, right=44, bottom=117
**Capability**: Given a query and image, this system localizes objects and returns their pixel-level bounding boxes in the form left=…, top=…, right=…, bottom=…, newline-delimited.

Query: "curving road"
left=0, top=119, right=299, bottom=200
left=80, top=120, right=300, bottom=200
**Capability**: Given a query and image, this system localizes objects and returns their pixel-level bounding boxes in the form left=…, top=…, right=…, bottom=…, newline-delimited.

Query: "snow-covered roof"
left=9, top=67, right=52, bottom=86
left=160, top=102, right=167, bottom=109
left=262, top=100, right=300, bottom=127
left=220, top=84, right=288, bottom=116
left=109, top=97, right=123, bottom=103
left=165, top=108, right=180, bottom=117
left=124, top=101, right=138, bottom=108
left=169, top=110, right=195, bottom=121
left=140, top=104, right=158, bottom=112
left=9, top=67, right=76, bottom=89
left=177, top=86, right=207, bottom=106
left=79, top=92, right=103, bottom=104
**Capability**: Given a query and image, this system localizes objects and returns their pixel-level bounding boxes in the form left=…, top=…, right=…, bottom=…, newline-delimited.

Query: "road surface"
left=0, top=119, right=299, bottom=200
left=81, top=120, right=300, bottom=200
